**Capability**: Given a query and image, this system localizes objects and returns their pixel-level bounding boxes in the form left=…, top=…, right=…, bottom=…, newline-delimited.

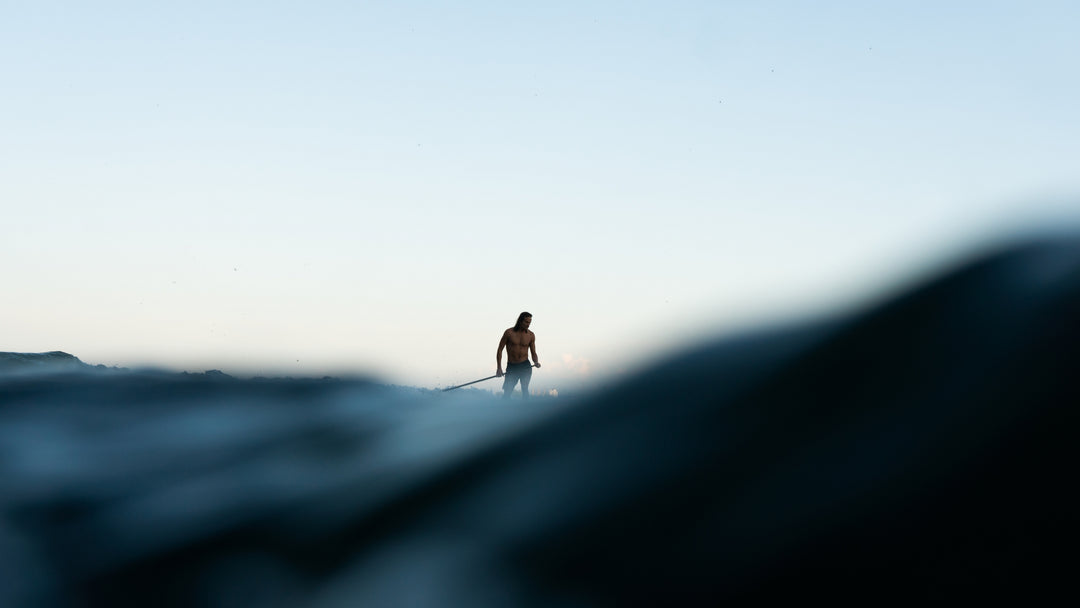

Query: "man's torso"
left=505, top=329, right=534, bottom=364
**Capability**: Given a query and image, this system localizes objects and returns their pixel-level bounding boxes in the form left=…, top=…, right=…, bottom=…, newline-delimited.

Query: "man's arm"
left=530, top=332, right=541, bottom=368
left=496, top=330, right=508, bottom=376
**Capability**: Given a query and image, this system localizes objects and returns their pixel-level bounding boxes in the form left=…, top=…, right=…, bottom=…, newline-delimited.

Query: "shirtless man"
left=496, top=312, right=541, bottom=399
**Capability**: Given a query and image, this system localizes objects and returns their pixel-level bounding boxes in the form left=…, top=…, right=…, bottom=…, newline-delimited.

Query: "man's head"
left=514, top=312, right=533, bottom=332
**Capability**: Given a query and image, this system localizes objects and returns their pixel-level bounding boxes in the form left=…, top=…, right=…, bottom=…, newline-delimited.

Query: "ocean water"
left=2, top=234, right=1078, bottom=606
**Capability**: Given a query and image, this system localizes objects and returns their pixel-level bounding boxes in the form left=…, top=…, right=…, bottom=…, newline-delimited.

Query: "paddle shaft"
left=442, top=363, right=538, bottom=392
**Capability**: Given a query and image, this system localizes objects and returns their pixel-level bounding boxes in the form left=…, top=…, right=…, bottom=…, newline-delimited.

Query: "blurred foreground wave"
left=2, top=233, right=1078, bottom=606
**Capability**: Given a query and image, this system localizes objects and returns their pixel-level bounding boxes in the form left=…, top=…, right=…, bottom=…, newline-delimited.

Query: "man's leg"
left=520, top=366, right=532, bottom=399
left=502, top=372, right=517, bottom=399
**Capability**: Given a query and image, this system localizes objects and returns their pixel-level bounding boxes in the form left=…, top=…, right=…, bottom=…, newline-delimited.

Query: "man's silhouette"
left=496, top=312, right=541, bottom=399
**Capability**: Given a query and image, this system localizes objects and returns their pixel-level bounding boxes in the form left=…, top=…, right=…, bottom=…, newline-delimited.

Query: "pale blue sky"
left=2, top=1, right=1078, bottom=391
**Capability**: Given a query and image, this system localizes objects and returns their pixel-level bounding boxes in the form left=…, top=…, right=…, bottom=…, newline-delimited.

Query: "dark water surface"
left=2, top=235, right=1078, bottom=606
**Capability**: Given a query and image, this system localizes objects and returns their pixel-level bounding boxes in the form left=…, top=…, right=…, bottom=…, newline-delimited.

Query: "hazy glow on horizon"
left=2, top=1, right=1078, bottom=391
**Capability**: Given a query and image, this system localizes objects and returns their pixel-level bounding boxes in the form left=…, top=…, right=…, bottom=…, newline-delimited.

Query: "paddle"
left=442, top=363, right=538, bottom=392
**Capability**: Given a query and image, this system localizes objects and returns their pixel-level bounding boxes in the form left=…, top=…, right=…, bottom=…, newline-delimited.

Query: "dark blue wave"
left=2, top=234, right=1078, bottom=606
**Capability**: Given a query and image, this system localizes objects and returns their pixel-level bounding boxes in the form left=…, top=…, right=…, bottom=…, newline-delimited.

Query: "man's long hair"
left=514, top=311, right=532, bottom=332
